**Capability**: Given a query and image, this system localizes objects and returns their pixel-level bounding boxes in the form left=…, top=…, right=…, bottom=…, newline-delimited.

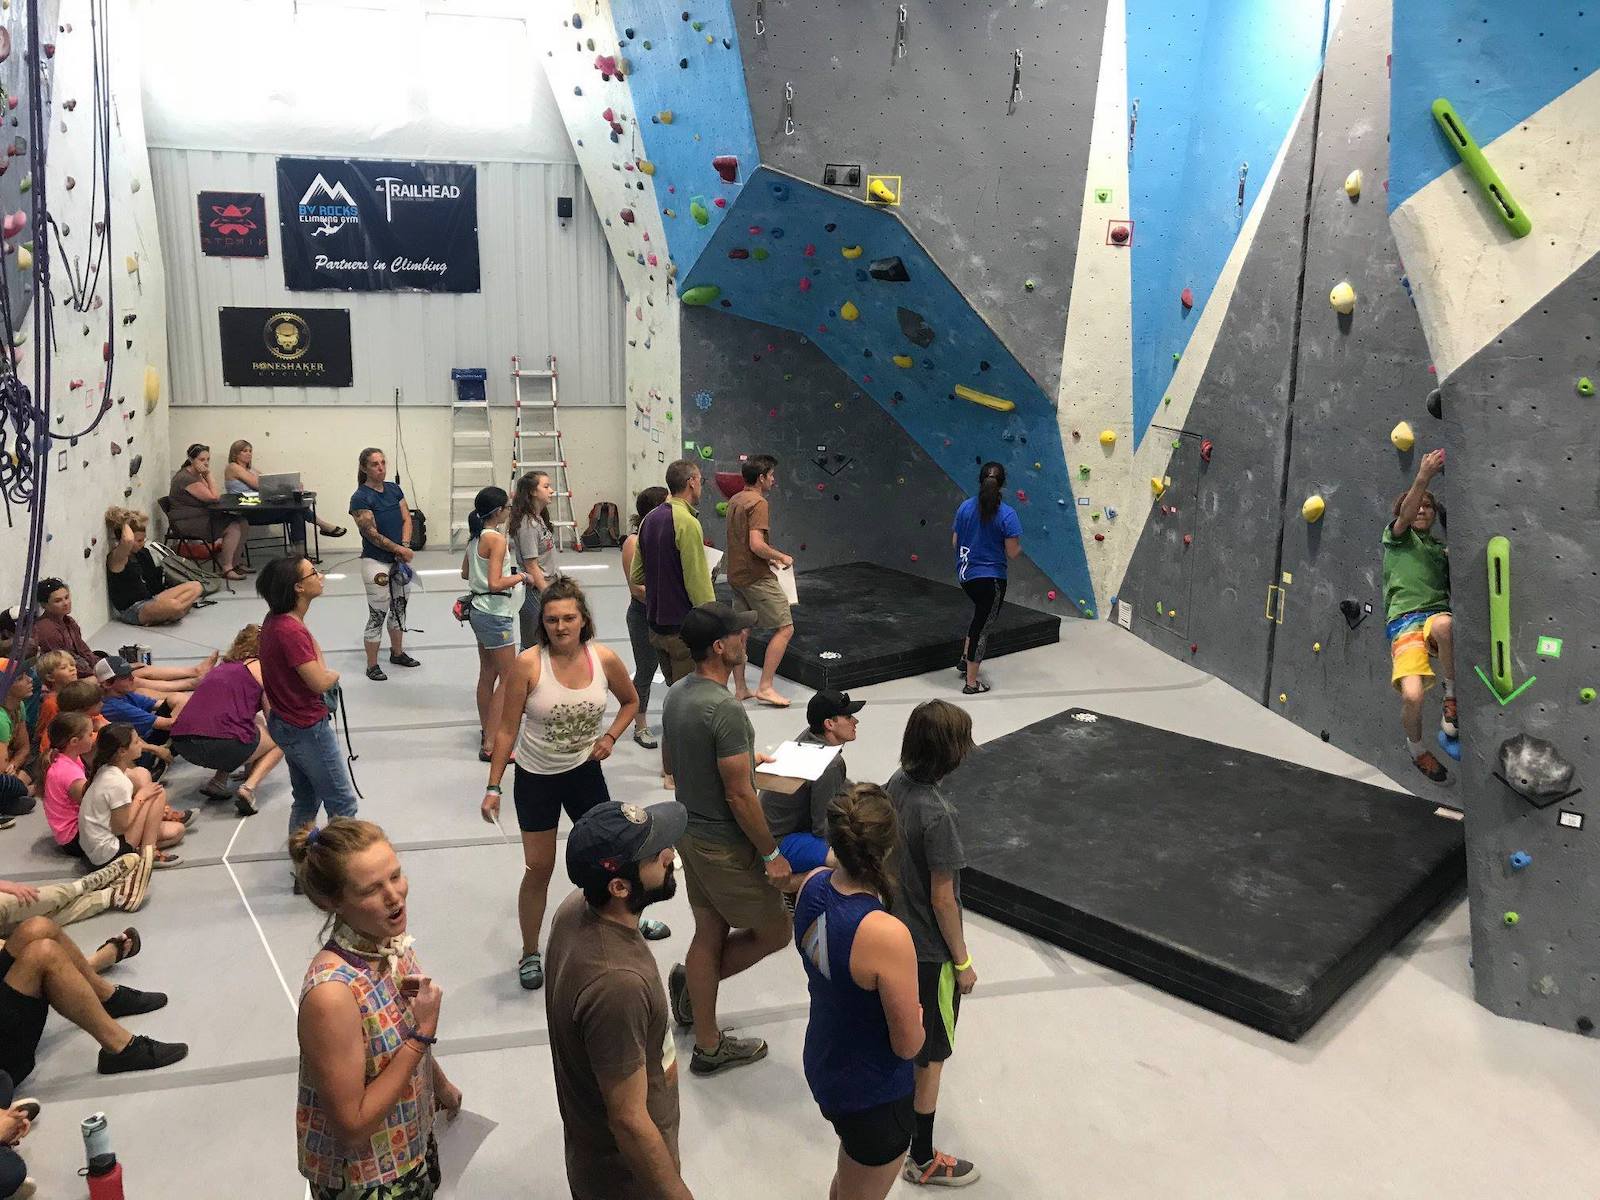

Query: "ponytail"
left=44, top=711, right=93, bottom=777
left=87, top=722, right=137, bottom=785
left=357, top=447, right=382, bottom=488
left=469, top=485, right=508, bottom=541
left=977, top=461, right=1006, bottom=523
left=825, top=783, right=899, bottom=911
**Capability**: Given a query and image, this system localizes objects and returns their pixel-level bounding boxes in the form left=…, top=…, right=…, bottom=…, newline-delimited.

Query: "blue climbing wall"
left=1125, top=0, right=1328, bottom=442
left=1389, top=2, right=1600, bottom=209
left=677, top=166, right=1097, bottom=614
left=608, top=0, right=760, bottom=275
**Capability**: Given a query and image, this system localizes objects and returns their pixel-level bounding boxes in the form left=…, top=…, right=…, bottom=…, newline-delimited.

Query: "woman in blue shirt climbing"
left=951, top=462, right=1021, bottom=695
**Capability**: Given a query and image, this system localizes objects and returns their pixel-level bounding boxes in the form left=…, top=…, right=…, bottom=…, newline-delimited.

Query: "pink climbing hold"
left=602, top=107, right=615, bottom=122
left=1183, top=534, right=1193, bottom=546
left=803, top=243, right=816, bottom=257
left=1181, top=287, right=1194, bottom=309
left=714, top=197, right=727, bottom=208
left=593, top=54, right=620, bottom=78
left=910, top=554, right=919, bottom=562
left=1046, top=590, right=1058, bottom=601
left=712, top=155, right=739, bottom=183
left=748, top=226, right=762, bottom=235
left=1015, top=489, right=1027, bottom=503
left=647, top=253, right=658, bottom=266
left=798, top=278, right=811, bottom=292
left=816, top=483, right=825, bottom=492
left=769, top=408, right=778, bottom=418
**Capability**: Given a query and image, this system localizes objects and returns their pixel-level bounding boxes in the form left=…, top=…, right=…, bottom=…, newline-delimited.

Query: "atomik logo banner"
left=198, top=191, right=268, bottom=257
left=276, top=157, right=480, bottom=293
left=218, top=306, right=353, bottom=388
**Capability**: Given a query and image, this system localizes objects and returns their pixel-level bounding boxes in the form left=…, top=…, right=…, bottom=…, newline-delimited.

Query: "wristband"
left=408, top=1030, right=438, bottom=1046
left=762, top=848, right=781, bottom=864
left=953, top=956, right=973, bottom=972
left=484, top=784, right=502, bottom=795
left=599, top=732, right=616, bottom=744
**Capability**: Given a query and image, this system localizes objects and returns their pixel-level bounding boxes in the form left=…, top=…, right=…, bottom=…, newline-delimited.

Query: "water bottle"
left=86, top=1153, right=125, bottom=1200
left=80, top=1112, right=111, bottom=1165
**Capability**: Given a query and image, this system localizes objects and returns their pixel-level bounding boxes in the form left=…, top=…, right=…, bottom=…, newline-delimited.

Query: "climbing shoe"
left=1412, top=750, right=1449, bottom=783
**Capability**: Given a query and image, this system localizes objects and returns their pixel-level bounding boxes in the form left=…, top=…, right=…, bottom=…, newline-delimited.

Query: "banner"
left=198, top=191, right=269, bottom=257
left=276, top=157, right=479, bottom=292
left=219, top=306, right=353, bottom=388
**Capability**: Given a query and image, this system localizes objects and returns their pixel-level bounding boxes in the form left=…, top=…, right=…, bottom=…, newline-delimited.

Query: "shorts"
left=915, top=960, right=960, bottom=1066
left=115, top=599, right=152, bottom=625
left=0, top=949, right=49, bottom=1085
left=826, top=1093, right=915, bottom=1168
left=1389, top=610, right=1447, bottom=689
left=679, top=833, right=790, bottom=931
left=55, top=838, right=89, bottom=862
left=731, top=575, right=793, bottom=632
left=172, top=732, right=258, bottom=772
left=86, top=836, right=137, bottom=870
left=512, top=759, right=610, bottom=834
left=468, top=605, right=517, bottom=650
left=648, top=628, right=695, bottom=686
left=779, top=831, right=830, bottom=874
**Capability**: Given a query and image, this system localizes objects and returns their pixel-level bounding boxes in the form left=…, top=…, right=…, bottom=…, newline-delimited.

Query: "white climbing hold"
left=1343, top=169, right=1362, bottom=199
left=1329, top=281, right=1356, bottom=314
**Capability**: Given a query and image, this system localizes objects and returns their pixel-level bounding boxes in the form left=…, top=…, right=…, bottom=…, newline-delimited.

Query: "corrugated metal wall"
left=151, top=149, right=624, bottom=408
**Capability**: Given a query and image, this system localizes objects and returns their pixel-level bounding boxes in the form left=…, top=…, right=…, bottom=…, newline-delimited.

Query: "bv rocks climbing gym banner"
left=219, top=306, right=354, bottom=388
left=198, top=191, right=269, bottom=257
left=276, top=157, right=479, bottom=293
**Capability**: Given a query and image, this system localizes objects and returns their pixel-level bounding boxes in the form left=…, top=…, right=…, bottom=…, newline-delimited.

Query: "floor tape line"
left=222, top=811, right=298, bottom=1013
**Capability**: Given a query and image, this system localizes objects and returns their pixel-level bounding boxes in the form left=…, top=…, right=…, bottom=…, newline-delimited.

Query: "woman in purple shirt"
left=169, top=624, right=282, bottom=816
left=950, top=462, right=1021, bottom=695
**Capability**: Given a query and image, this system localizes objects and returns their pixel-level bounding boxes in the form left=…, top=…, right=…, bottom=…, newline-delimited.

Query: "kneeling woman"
left=481, top=577, right=663, bottom=992
left=460, top=487, right=524, bottom=762
left=292, top=818, right=462, bottom=1200
left=169, top=624, right=283, bottom=816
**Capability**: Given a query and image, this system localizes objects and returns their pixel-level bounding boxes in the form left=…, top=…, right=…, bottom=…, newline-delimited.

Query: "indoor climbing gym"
left=0, top=1, right=1596, bottom=1196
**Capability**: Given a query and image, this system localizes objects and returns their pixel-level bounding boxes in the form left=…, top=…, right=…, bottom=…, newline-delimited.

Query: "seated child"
left=42, top=713, right=96, bottom=858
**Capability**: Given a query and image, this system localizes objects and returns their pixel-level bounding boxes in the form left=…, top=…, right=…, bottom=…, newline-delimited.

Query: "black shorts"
left=0, top=949, right=49, bottom=1085
left=87, top=836, right=138, bottom=870
left=826, top=1093, right=915, bottom=1167
left=511, top=760, right=611, bottom=834
left=55, top=838, right=89, bottom=862
left=915, top=960, right=960, bottom=1066
left=172, top=732, right=258, bottom=772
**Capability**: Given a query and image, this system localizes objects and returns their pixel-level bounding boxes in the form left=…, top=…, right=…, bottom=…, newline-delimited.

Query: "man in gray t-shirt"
left=758, top=689, right=864, bottom=874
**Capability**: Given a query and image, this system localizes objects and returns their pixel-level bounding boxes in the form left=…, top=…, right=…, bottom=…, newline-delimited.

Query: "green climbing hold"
left=1171, top=439, right=1181, bottom=450
left=690, top=198, right=710, bottom=226
left=680, top=284, right=721, bottom=306
left=715, top=501, right=730, bottom=517
left=698, top=445, right=715, bottom=460
left=751, top=247, right=769, bottom=261
left=1503, top=911, right=1520, bottom=927
left=691, top=19, right=704, bottom=30
left=1579, top=377, right=1595, bottom=397
left=1163, top=395, right=1172, bottom=406
left=1078, top=465, right=1090, bottom=480
left=1581, top=687, right=1597, bottom=704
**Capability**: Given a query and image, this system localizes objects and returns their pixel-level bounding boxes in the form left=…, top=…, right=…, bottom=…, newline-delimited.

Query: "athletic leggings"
left=961, top=577, right=1007, bottom=664
left=625, top=598, right=656, bottom=716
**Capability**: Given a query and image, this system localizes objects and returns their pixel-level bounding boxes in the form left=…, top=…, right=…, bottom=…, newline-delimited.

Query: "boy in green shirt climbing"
left=1383, top=448, right=1455, bottom=783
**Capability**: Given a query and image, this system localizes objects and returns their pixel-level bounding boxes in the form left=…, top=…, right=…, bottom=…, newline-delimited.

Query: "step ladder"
left=448, top=368, right=495, bottom=549
left=511, top=354, right=579, bottom=550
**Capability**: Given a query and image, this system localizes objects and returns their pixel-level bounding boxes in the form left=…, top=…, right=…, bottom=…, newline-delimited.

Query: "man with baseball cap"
left=661, top=602, right=790, bottom=1077
left=759, top=690, right=865, bottom=879
left=545, top=799, right=693, bottom=1200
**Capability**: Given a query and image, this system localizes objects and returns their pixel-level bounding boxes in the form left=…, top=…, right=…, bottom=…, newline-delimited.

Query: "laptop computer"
left=257, top=472, right=302, bottom=501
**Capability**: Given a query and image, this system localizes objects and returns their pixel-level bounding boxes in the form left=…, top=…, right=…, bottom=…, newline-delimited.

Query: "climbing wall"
left=731, top=0, right=1107, bottom=399
left=0, top=0, right=170, bottom=627
left=1388, top=4, right=1600, bottom=1036
left=680, top=307, right=1060, bottom=605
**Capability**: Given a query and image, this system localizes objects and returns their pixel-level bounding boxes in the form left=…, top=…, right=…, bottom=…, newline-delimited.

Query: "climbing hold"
left=126, top=255, right=139, bottom=274
left=619, top=208, right=635, bottom=225
left=680, top=284, right=722, bottom=306
left=1094, top=533, right=1105, bottom=542
left=953, top=385, right=1015, bottom=413
left=1, top=209, right=22, bottom=238
left=1390, top=421, right=1415, bottom=452
left=1109, top=224, right=1130, bottom=244
left=909, top=554, right=919, bottom=562
left=1024, top=278, right=1037, bottom=292
left=728, top=248, right=749, bottom=260
left=143, top=364, right=161, bottom=412
left=1149, top=477, right=1166, bottom=498
left=1582, top=687, right=1597, bottom=704
left=1182, top=534, right=1193, bottom=547
left=896, top=308, right=935, bottom=348
left=1343, top=169, right=1362, bottom=199
left=712, top=155, right=739, bottom=183
left=1503, top=912, right=1520, bottom=927
left=1579, top=377, right=1595, bottom=397
left=1190, top=644, right=1199, bottom=655
left=1278, top=693, right=1288, bottom=704
left=798, top=278, right=811, bottom=292
left=1312, top=641, right=1322, bottom=654
left=1015, top=490, right=1028, bottom=503
left=690, top=198, right=710, bottom=226
left=867, top=177, right=898, bottom=204
left=1329, top=281, right=1357, bottom=315
left=751, top=247, right=769, bottom=261
left=638, top=159, right=656, bottom=176
left=1180, top=287, right=1194, bottom=309
left=1509, top=851, right=1532, bottom=870
left=841, top=245, right=863, bottom=260
left=839, top=301, right=860, bottom=321
left=1301, top=494, right=1325, bottom=523
left=715, top=501, right=729, bottom=518
left=1426, top=388, right=1443, bottom=419
left=1078, top=465, right=1091, bottom=480
left=657, top=110, right=674, bottom=124
left=1046, top=590, right=1057, bottom=601
left=892, top=354, right=914, bottom=368
left=1499, top=733, right=1576, bottom=802
left=1098, top=429, right=1116, bottom=448
left=868, top=256, right=909, bottom=282
left=14, top=243, right=30, bottom=270
left=1199, top=438, right=1213, bottom=463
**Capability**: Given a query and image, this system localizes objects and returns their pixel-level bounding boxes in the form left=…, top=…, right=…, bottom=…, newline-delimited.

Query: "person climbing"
left=1384, top=448, right=1456, bottom=783
left=952, top=463, right=1021, bottom=696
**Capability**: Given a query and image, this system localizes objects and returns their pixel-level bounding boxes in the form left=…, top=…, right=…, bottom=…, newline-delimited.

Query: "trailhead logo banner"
left=218, top=306, right=354, bottom=388
left=276, top=157, right=480, bottom=293
left=198, top=191, right=269, bottom=257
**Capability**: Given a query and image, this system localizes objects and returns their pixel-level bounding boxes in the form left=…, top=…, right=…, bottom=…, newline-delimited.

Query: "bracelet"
left=484, top=784, right=502, bottom=795
left=407, top=1029, right=438, bottom=1046
left=953, top=955, right=973, bottom=972
left=599, top=732, right=616, bottom=744
left=762, top=848, right=781, bottom=864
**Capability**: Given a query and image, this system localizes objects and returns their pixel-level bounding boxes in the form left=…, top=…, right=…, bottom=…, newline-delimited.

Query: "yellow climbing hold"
left=1343, top=169, right=1363, bottom=199
left=839, top=301, right=860, bottom=321
left=637, top=159, right=656, bottom=176
left=841, top=245, right=863, bottom=260
left=15, top=245, right=30, bottom=271
left=1150, top=476, right=1167, bottom=497
left=1313, top=642, right=1322, bottom=654
left=868, top=178, right=898, bottom=204
left=657, top=110, right=674, bottom=124
left=1329, top=281, right=1356, bottom=314
left=1278, top=692, right=1288, bottom=704
left=953, top=384, right=1015, bottom=413
left=1302, top=494, right=1326, bottom=522
left=1098, top=429, right=1116, bottom=448
left=891, top=354, right=914, bottom=368
left=1390, top=421, right=1415, bottom=452
left=143, top=364, right=161, bottom=412
left=126, top=255, right=139, bottom=274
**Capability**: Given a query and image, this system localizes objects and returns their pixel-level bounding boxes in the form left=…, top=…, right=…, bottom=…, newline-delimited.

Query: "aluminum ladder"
left=511, top=354, right=578, bottom=550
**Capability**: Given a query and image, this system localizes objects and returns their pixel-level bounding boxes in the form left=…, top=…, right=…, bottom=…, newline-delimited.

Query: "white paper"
left=762, top=740, right=841, bottom=782
left=704, top=545, right=724, bottom=576
left=436, top=1108, right=499, bottom=1195
left=770, top=562, right=799, bottom=605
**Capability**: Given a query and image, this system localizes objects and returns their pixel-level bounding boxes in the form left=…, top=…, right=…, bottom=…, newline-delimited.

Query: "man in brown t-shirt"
left=546, top=799, right=693, bottom=1200
left=724, top=454, right=794, bottom=707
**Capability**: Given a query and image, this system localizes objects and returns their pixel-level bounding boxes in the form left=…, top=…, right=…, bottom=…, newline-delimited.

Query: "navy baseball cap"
left=807, top=690, right=865, bottom=731
left=94, top=655, right=134, bottom=682
left=566, top=801, right=688, bottom=890
left=680, top=601, right=756, bottom=656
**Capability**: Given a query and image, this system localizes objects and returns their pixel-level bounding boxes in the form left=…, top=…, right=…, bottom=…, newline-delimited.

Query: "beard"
left=626, top=866, right=676, bottom=914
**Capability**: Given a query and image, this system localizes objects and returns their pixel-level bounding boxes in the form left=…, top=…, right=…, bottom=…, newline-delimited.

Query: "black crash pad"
left=948, top=707, right=1466, bottom=1040
left=719, top=561, right=1060, bottom=692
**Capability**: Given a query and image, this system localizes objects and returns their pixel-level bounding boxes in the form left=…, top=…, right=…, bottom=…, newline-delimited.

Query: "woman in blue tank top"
left=794, top=783, right=926, bottom=1198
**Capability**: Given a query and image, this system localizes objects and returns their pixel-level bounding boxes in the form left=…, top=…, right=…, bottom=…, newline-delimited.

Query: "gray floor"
left=4, top=548, right=1595, bottom=1198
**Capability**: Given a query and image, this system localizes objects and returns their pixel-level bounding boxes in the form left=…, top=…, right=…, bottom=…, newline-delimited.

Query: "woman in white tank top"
left=479, top=578, right=665, bottom=990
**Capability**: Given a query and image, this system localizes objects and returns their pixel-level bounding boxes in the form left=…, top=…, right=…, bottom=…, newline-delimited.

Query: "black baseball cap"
left=679, top=602, right=756, bottom=656
left=807, top=690, right=865, bottom=731
left=566, top=800, right=688, bottom=890
left=94, top=655, right=134, bottom=683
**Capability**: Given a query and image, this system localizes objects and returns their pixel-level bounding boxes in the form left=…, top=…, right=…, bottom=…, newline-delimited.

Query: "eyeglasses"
left=298, top=566, right=323, bottom=582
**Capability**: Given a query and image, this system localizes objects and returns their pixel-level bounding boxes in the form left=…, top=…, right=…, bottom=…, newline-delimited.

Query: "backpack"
left=408, top=509, right=428, bottom=552
left=145, top=540, right=222, bottom=597
left=582, top=501, right=621, bottom=549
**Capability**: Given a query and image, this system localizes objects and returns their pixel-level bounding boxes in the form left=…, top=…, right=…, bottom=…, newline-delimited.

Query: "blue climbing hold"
left=1509, top=851, right=1532, bottom=870
left=694, top=390, right=713, bottom=411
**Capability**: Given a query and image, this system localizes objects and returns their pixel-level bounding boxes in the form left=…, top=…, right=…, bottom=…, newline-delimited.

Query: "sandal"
left=961, top=682, right=991, bottom=695
left=325, top=525, right=348, bottom=538
left=221, top=568, right=248, bottom=582
left=153, top=851, right=183, bottom=869
left=234, top=785, right=258, bottom=817
left=99, top=927, right=142, bottom=964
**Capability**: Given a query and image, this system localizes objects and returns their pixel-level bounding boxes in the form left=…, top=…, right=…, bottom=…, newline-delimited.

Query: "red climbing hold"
left=798, top=278, right=812, bottom=292
left=712, top=155, right=739, bottom=183
left=1110, top=224, right=1131, bottom=245
left=816, top=483, right=826, bottom=492
left=1200, top=438, right=1213, bottom=463
left=729, top=248, right=750, bottom=260
left=910, top=554, right=919, bottom=562
left=619, top=209, right=635, bottom=225
left=1046, top=590, right=1058, bottom=601
left=748, top=226, right=762, bottom=235
left=1014, top=489, right=1027, bottom=503
left=1094, top=533, right=1105, bottom=542
left=1183, top=534, right=1193, bottom=546
left=1180, top=287, right=1194, bottom=309
left=1190, top=643, right=1198, bottom=654
left=803, top=243, right=816, bottom=257
left=602, top=107, right=615, bottom=122
left=713, top=197, right=727, bottom=208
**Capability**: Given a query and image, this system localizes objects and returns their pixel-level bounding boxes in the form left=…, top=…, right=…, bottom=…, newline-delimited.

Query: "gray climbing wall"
left=1445, top=253, right=1600, bottom=1035
left=731, top=0, right=1107, bottom=397
left=679, top=306, right=1059, bottom=609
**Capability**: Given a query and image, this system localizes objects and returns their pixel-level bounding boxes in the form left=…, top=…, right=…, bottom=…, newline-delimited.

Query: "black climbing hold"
left=1497, top=733, right=1577, bottom=806
left=824, top=223, right=837, bottom=233
left=679, top=58, right=689, bottom=68
left=862, top=349, right=873, bottom=358
left=868, top=256, right=910, bottom=283
left=892, top=391, right=905, bottom=404
left=128, top=453, right=142, bottom=477
left=1338, top=599, right=1364, bottom=629
left=719, top=299, right=732, bottom=307
left=979, top=360, right=991, bottom=371
left=681, top=10, right=690, bottom=18
left=1426, top=387, right=1443, bottom=419
left=1579, top=1016, right=1594, bottom=1034
left=723, top=37, right=732, bottom=48
left=897, top=307, right=936, bottom=348
left=624, top=26, right=635, bottom=37
left=1320, top=731, right=1330, bottom=742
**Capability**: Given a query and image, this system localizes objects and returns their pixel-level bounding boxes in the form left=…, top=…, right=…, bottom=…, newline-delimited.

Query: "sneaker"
left=234, top=786, right=258, bottom=817
left=904, top=1152, right=981, bottom=1188
left=366, top=664, right=388, bottom=682
left=689, top=1031, right=768, bottom=1076
left=103, top=985, right=169, bottom=1019
left=98, top=1034, right=189, bottom=1075
left=668, top=962, right=693, bottom=1027
left=80, top=853, right=139, bottom=894
left=0, top=816, right=15, bottom=831
left=633, top=726, right=660, bottom=750
left=1441, top=696, right=1459, bottom=739
left=640, top=917, right=671, bottom=941
left=389, top=652, right=421, bottom=668
left=518, top=951, right=544, bottom=991
left=955, top=658, right=967, bottom=676
left=12, top=1179, right=34, bottom=1200
left=1412, top=750, right=1449, bottom=783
